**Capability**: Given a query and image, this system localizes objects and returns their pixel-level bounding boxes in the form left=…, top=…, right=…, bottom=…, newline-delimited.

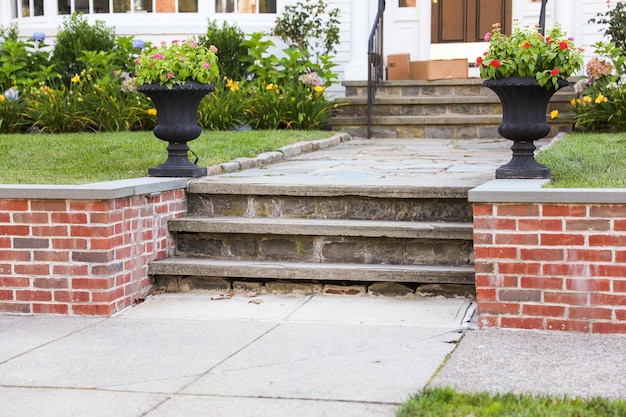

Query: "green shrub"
left=272, top=0, right=340, bottom=56
left=198, top=78, right=249, bottom=130
left=0, top=89, right=29, bottom=133
left=52, top=13, right=116, bottom=85
left=572, top=42, right=626, bottom=132
left=0, top=23, right=20, bottom=41
left=197, top=20, right=249, bottom=80
left=239, top=32, right=341, bottom=130
left=0, top=37, right=59, bottom=91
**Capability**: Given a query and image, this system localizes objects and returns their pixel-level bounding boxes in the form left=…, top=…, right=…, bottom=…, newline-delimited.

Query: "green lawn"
left=0, top=130, right=334, bottom=185
left=537, top=132, right=626, bottom=188
left=397, top=388, right=626, bottom=417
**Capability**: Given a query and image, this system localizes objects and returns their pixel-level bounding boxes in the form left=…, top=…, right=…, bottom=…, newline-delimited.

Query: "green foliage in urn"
left=135, top=39, right=219, bottom=88
left=477, top=23, right=584, bottom=89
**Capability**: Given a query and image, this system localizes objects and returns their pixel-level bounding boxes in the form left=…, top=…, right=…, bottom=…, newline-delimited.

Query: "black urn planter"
left=484, top=77, right=568, bottom=179
left=138, top=81, right=215, bottom=177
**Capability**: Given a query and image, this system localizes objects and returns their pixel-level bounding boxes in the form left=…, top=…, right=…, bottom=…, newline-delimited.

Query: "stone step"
left=169, top=217, right=473, bottom=240
left=186, top=185, right=473, bottom=223
left=329, top=115, right=573, bottom=139
left=336, top=96, right=575, bottom=118
left=343, top=78, right=577, bottom=99
left=148, top=258, right=475, bottom=284
left=334, top=78, right=577, bottom=139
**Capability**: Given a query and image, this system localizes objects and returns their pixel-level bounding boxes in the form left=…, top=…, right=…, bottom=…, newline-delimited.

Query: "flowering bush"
left=571, top=42, right=626, bottom=132
left=135, top=39, right=219, bottom=88
left=477, top=23, right=584, bottom=89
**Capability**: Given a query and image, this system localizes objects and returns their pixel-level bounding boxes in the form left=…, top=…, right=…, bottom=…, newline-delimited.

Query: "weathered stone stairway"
left=329, top=78, right=576, bottom=139
left=148, top=181, right=476, bottom=296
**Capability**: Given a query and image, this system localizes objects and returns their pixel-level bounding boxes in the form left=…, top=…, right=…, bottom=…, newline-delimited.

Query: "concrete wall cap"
left=470, top=179, right=626, bottom=204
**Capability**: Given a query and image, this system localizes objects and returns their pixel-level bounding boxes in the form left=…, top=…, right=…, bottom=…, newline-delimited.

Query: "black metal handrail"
left=538, top=0, right=548, bottom=35
left=367, top=0, right=385, bottom=139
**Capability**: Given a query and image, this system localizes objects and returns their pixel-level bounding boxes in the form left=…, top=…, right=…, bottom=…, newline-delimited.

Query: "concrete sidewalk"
left=0, top=294, right=474, bottom=417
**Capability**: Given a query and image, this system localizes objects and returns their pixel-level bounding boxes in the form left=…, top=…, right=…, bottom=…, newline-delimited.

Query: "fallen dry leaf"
left=211, top=292, right=234, bottom=301
left=242, top=291, right=258, bottom=298
left=248, top=299, right=263, bottom=305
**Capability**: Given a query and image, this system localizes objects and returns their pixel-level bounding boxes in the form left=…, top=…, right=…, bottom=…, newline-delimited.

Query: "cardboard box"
left=409, top=59, right=468, bottom=80
left=387, top=54, right=410, bottom=80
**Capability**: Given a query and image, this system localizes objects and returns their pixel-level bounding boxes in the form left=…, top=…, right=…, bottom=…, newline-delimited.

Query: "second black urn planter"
left=138, top=81, right=215, bottom=177
left=484, top=77, right=568, bottom=179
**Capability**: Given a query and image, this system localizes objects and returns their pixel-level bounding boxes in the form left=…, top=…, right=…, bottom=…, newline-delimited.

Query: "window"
left=56, top=0, right=196, bottom=14
left=94, top=0, right=110, bottom=12
left=20, top=0, right=44, bottom=17
left=216, top=0, right=276, bottom=13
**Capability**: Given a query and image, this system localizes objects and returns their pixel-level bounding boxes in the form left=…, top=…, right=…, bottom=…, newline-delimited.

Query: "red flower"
left=559, top=41, right=568, bottom=50
left=551, top=68, right=561, bottom=76
left=546, top=36, right=553, bottom=43
left=491, top=59, right=501, bottom=68
left=476, top=56, right=483, bottom=65
left=521, top=42, right=531, bottom=49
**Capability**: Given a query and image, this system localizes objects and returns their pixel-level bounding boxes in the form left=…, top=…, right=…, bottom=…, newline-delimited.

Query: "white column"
left=342, top=0, right=370, bottom=81
left=416, top=0, right=431, bottom=60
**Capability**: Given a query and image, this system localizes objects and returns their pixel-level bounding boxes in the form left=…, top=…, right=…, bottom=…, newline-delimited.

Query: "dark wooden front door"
left=431, top=0, right=512, bottom=43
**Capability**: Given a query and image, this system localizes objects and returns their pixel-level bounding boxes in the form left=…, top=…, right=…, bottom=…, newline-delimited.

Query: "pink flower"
left=484, top=32, right=492, bottom=42
left=152, top=54, right=164, bottom=60
left=568, top=37, right=574, bottom=41
left=167, top=71, right=174, bottom=79
left=202, top=62, right=210, bottom=69
left=209, top=45, right=218, bottom=53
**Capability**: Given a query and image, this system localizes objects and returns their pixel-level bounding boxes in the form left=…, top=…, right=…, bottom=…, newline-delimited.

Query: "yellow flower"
left=570, top=98, right=577, bottom=106
left=41, top=86, right=53, bottom=94
left=550, top=109, right=559, bottom=119
left=314, top=85, right=325, bottom=93
left=583, top=96, right=592, bottom=104
left=71, top=75, right=81, bottom=83
left=595, top=94, right=607, bottom=104
left=225, top=78, right=239, bottom=92
left=576, top=98, right=582, bottom=105
left=147, top=108, right=157, bottom=116
left=0, top=94, right=4, bottom=102
left=266, top=83, right=274, bottom=91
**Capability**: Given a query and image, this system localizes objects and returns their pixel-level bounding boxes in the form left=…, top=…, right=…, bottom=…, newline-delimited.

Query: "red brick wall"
left=0, top=189, right=186, bottom=316
left=474, top=203, right=626, bottom=334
